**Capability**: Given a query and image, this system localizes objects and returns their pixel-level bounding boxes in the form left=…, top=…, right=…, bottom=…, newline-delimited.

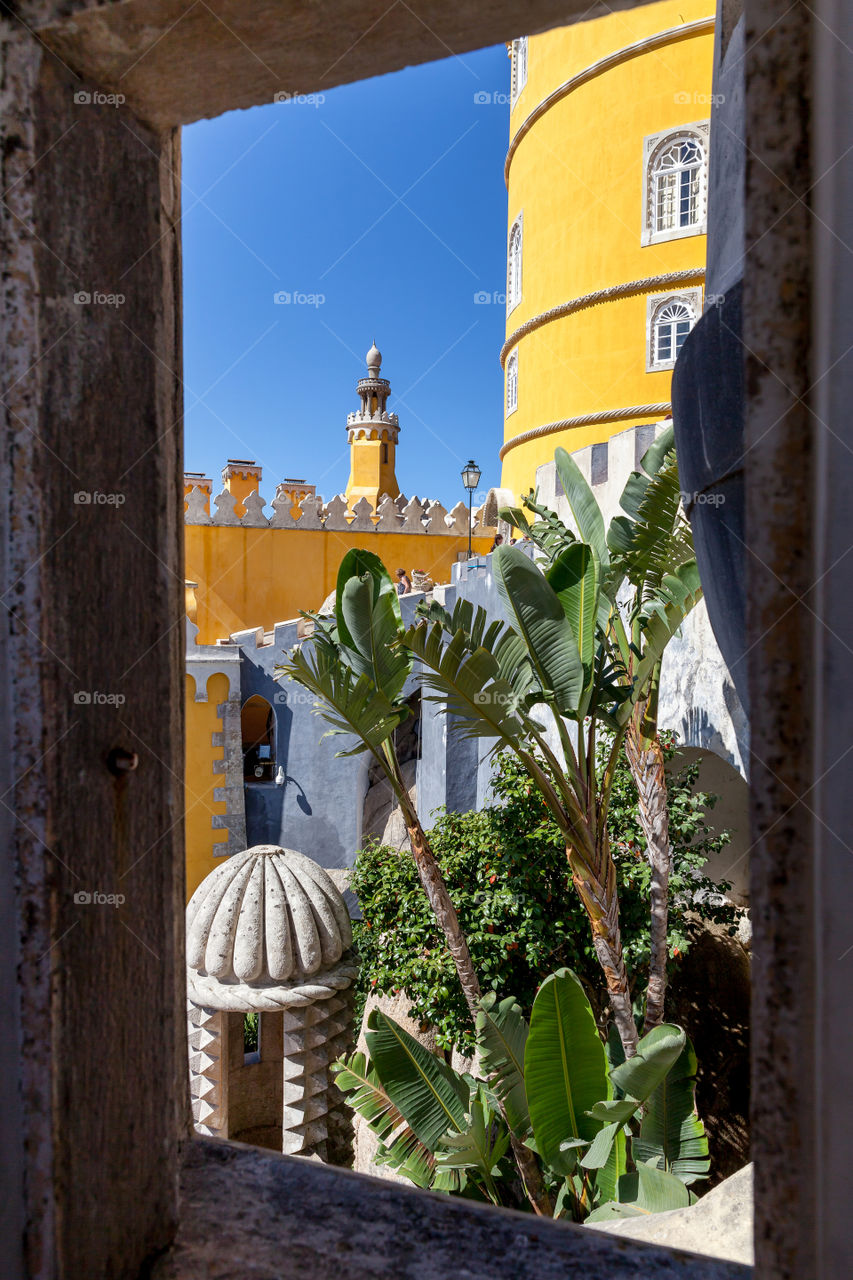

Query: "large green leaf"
left=365, top=1010, right=469, bottom=1150
left=634, top=1038, right=710, bottom=1185
left=640, top=423, right=675, bottom=476
left=335, top=550, right=411, bottom=702
left=546, top=542, right=599, bottom=678
left=608, top=1024, right=686, bottom=1103
left=587, top=1163, right=691, bottom=1221
left=476, top=993, right=530, bottom=1138
left=553, top=447, right=609, bottom=567
left=594, top=1124, right=628, bottom=1206
left=525, top=969, right=608, bottom=1176
left=332, top=1052, right=435, bottom=1187
left=434, top=1084, right=510, bottom=1199
left=492, top=545, right=585, bottom=716
left=583, top=1024, right=686, bottom=1175
left=336, top=547, right=402, bottom=640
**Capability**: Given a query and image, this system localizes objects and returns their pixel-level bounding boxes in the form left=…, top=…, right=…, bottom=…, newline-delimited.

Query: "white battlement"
left=185, top=486, right=495, bottom=537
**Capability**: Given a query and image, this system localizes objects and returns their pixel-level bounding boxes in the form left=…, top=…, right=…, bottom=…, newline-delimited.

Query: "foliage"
left=334, top=969, right=709, bottom=1219
left=352, top=739, right=736, bottom=1050
left=399, top=431, right=706, bottom=1054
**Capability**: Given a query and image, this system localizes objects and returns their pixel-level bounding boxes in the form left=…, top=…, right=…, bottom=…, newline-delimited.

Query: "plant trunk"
left=626, top=724, right=671, bottom=1033
left=571, top=847, right=639, bottom=1059
left=509, top=1133, right=554, bottom=1216
left=406, top=817, right=553, bottom=1216
left=405, top=821, right=483, bottom=1020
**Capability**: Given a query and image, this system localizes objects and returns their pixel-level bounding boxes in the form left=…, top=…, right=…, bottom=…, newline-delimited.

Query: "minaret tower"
left=344, top=341, right=400, bottom=509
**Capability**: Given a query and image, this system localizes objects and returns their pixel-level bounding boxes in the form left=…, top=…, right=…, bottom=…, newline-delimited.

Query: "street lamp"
left=461, top=459, right=481, bottom=559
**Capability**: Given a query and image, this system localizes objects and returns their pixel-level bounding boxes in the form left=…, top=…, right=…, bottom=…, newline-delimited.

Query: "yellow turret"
left=344, top=342, right=400, bottom=509
left=500, top=3, right=714, bottom=498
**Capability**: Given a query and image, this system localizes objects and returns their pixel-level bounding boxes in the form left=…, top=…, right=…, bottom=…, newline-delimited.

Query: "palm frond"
left=332, top=1052, right=436, bottom=1187
left=276, top=643, right=407, bottom=758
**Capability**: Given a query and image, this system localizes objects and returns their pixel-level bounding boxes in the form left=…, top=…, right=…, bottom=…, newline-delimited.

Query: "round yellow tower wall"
left=501, top=2, right=714, bottom=498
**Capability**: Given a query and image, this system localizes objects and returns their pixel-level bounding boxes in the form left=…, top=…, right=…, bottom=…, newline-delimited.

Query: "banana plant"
left=511, top=428, right=703, bottom=1031
left=334, top=968, right=709, bottom=1220
left=401, top=540, right=641, bottom=1055
left=276, top=547, right=550, bottom=1215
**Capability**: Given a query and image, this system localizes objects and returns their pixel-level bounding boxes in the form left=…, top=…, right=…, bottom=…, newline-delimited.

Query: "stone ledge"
left=154, top=1137, right=752, bottom=1280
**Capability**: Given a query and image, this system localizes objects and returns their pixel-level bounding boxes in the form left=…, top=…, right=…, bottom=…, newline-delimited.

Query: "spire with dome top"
left=366, top=340, right=382, bottom=376
left=344, top=338, right=400, bottom=508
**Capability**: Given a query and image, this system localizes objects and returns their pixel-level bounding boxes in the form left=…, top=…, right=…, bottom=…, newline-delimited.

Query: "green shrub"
left=352, top=734, right=736, bottom=1050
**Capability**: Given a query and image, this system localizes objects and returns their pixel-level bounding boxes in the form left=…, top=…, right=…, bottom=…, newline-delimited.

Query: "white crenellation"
left=349, top=497, right=375, bottom=531
left=376, top=495, right=402, bottom=531
left=270, top=494, right=298, bottom=529
left=212, top=490, right=241, bottom=526
left=446, top=501, right=469, bottom=536
left=323, top=495, right=350, bottom=531
left=186, top=486, right=212, bottom=524
left=298, top=494, right=324, bottom=529
left=184, top=488, right=497, bottom=537
left=425, top=501, right=448, bottom=534
left=401, top=497, right=426, bottom=532
left=242, top=490, right=270, bottom=526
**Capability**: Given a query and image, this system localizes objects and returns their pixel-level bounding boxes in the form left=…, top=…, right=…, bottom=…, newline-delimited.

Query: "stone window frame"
left=646, top=288, right=703, bottom=370
left=505, top=349, right=519, bottom=415
left=1, top=2, right=834, bottom=1277
left=507, top=211, right=523, bottom=315
left=641, top=121, right=710, bottom=246
left=511, top=36, right=528, bottom=107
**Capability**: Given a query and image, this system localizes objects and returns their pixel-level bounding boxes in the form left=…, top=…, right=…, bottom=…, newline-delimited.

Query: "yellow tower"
left=499, top=3, right=714, bottom=498
left=344, top=341, right=400, bottom=509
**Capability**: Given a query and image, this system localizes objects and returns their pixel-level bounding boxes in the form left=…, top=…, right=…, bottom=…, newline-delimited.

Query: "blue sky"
left=182, top=43, right=511, bottom=508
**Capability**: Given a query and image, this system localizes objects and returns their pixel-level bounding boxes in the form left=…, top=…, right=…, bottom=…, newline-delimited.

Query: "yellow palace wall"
left=185, top=523, right=493, bottom=644
left=185, top=671, right=229, bottom=895
left=501, top=0, right=713, bottom=497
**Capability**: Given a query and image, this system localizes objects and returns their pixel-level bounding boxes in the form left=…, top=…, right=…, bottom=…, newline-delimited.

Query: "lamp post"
left=461, top=459, right=481, bottom=559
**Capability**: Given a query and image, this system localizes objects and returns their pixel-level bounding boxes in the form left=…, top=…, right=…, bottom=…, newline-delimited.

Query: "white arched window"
left=642, top=124, right=709, bottom=244
left=506, top=351, right=518, bottom=415
left=647, top=291, right=701, bottom=369
left=511, top=37, right=528, bottom=107
left=507, top=214, right=523, bottom=314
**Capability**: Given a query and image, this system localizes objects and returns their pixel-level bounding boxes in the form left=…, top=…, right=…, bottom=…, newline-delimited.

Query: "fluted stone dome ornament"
left=186, top=845, right=357, bottom=1161
left=186, top=845, right=356, bottom=1008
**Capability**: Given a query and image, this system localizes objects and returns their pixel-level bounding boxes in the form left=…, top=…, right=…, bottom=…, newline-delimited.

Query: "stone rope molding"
left=187, top=957, right=360, bottom=1011
left=185, top=487, right=494, bottom=536
left=504, top=16, right=716, bottom=184
left=499, top=269, right=706, bottom=368
left=499, top=404, right=673, bottom=460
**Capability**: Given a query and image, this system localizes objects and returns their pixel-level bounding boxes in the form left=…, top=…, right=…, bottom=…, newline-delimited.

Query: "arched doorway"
left=241, top=695, right=276, bottom=783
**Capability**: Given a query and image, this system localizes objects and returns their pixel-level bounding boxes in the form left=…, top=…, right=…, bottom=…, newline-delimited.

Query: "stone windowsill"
left=153, top=1137, right=752, bottom=1280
